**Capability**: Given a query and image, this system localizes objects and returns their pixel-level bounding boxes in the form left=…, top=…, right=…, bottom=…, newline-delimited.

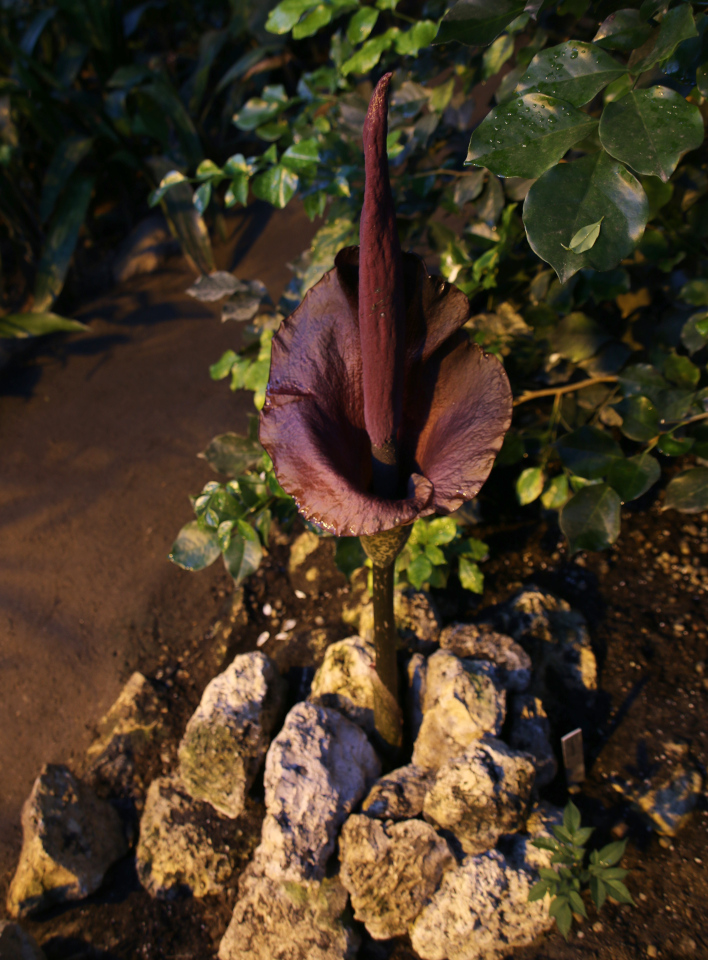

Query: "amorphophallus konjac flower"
left=261, top=73, right=512, bottom=750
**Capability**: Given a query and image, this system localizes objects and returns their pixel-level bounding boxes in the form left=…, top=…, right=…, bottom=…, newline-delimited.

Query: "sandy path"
left=0, top=201, right=316, bottom=875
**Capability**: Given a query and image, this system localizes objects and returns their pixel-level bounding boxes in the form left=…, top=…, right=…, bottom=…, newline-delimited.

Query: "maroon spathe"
left=358, top=72, right=405, bottom=451
left=260, top=78, right=513, bottom=538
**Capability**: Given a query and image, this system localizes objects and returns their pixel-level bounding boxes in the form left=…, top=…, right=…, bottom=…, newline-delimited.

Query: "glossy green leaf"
left=251, top=165, right=298, bottom=208
left=557, top=425, right=623, bottom=478
left=466, top=94, right=597, bottom=180
left=0, top=311, right=87, bottom=339
left=458, top=556, right=484, bottom=593
left=663, top=468, right=708, bottom=513
left=516, top=41, right=625, bottom=106
left=630, top=4, right=698, bottom=74
left=341, top=30, right=398, bottom=75
left=395, top=20, right=438, bottom=55
left=408, top=553, right=434, bottom=589
left=517, top=466, right=545, bottom=505
left=426, top=516, right=458, bottom=545
left=607, top=453, right=660, bottom=501
left=681, top=311, right=708, bottom=354
left=200, top=432, right=262, bottom=477
left=523, top=151, right=649, bottom=283
left=281, top=138, right=320, bottom=173
left=599, top=87, right=704, bottom=183
left=193, top=181, right=211, bottom=215
left=595, top=840, right=627, bottom=866
left=528, top=880, right=552, bottom=902
left=233, top=97, right=286, bottom=132
left=39, top=136, right=94, bottom=224
left=657, top=433, right=694, bottom=456
left=225, top=173, right=249, bottom=208
left=564, top=801, right=582, bottom=834
left=594, top=9, right=652, bottom=51
left=483, top=34, right=515, bottom=79
left=266, top=0, right=316, bottom=34
left=664, top=353, right=700, bottom=389
left=680, top=279, right=708, bottom=306
left=561, top=217, right=603, bottom=253
left=222, top=520, right=263, bottom=585
left=169, top=520, right=220, bottom=570
left=551, top=897, right=573, bottom=938
left=435, top=0, right=526, bottom=47
left=293, top=4, right=332, bottom=38
left=568, top=889, right=588, bottom=918
left=604, top=879, right=635, bottom=905
left=560, top=483, right=621, bottom=553
left=347, top=6, right=378, bottom=43
left=148, top=158, right=215, bottom=276
left=33, top=175, right=94, bottom=312
left=148, top=170, right=187, bottom=207
left=552, top=312, right=612, bottom=362
left=590, top=875, right=607, bottom=910
left=541, top=474, right=570, bottom=509
left=619, top=395, right=660, bottom=441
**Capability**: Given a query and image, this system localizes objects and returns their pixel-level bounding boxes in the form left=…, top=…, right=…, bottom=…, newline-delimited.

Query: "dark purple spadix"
left=359, top=73, right=405, bottom=460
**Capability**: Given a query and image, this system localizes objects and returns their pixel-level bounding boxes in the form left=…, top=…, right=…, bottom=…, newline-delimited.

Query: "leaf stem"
left=513, top=376, right=619, bottom=407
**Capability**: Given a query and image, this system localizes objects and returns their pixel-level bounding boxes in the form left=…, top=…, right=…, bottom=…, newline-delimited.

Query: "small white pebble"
left=262, top=603, right=273, bottom=617
left=647, top=946, right=658, bottom=958
left=592, top=922, right=603, bottom=933
left=283, top=618, right=297, bottom=632
left=577, top=931, right=584, bottom=939
left=274, top=632, right=289, bottom=641
left=256, top=631, right=270, bottom=647
left=695, top=857, right=703, bottom=864
left=315, top=615, right=325, bottom=626
left=294, top=590, right=307, bottom=599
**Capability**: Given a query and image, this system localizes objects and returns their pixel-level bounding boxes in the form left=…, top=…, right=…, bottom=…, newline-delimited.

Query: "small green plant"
left=395, top=516, right=489, bottom=594
left=529, top=801, right=635, bottom=939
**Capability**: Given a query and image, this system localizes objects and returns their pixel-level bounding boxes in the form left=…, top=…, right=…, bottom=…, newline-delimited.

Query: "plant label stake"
left=260, top=73, right=512, bottom=754
left=562, top=728, right=586, bottom=787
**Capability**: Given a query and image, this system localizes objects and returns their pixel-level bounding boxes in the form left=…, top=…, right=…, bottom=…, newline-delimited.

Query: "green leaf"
left=523, top=151, right=649, bottom=283
left=539, top=867, right=561, bottom=882
left=664, top=353, right=700, bottom=389
left=568, top=890, right=588, bottom=918
left=631, top=4, right=698, bottom=74
left=148, top=170, right=187, bottom=207
left=435, top=0, right=526, bottom=47
left=293, top=4, right=332, bottom=39
left=225, top=173, right=249, bottom=208
left=599, top=87, right=704, bottom=183
left=561, top=218, right=604, bottom=253
left=426, top=517, right=458, bottom=545
left=195, top=159, right=223, bottom=181
left=663, top=468, right=708, bottom=514
left=573, top=826, right=594, bottom=846
left=33, top=175, right=94, bottom=312
left=564, top=801, right=582, bottom=835
left=347, top=6, right=379, bottom=44
left=407, top=553, right=434, bottom=589
left=542, top=474, right=570, bottom=509
left=552, top=312, right=612, bottom=362
left=466, top=94, right=597, bottom=180
left=0, top=312, right=87, bottom=339
left=335, top=537, right=366, bottom=579
left=193, top=181, right=212, bottom=215
left=657, top=434, right=694, bottom=457
left=169, top=520, right=220, bottom=571
left=604, top=879, right=635, bottom=905
left=528, top=880, right=551, bottom=902
left=557, top=425, right=623, bottom=478
left=517, top=41, right=625, bottom=106
left=680, top=279, right=708, bottom=306
left=395, top=20, right=438, bottom=56
left=458, top=556, right=484, bottom=593
left=303, top=190, right=327, bottom=220
left=341, top=30, right=398, bottom=75
left=233, top=97, right=285, bottom=132
left=517, top=466, right=545, bottom=505
left=607, top=454, right=660, bottom=502
left=619, top=395, right=660, bottom=441
left=590, top=875, right=607, bottom=910
left=222, top=520, right=263, bottom=586
left=200, top=432, right=263, bottom=477
left=681, top=312, right=708, bottom=354
left=425, top=543, right=446, bottom=565
left=266, top=0, right=316, bottom=34
left=594, top=9, right=652, bottom=52
left=251, top=165, right=299, bottom=209
left=698, top=62, right=708, bottom=99
left=281, top=138, right=320, bottom=173
left=483, top=34, right=515, bottom=79
left=560, top=484, right=622, bottom=553
left=550, top=897, right=573, bottom=938
left=40, top=136, right=94, bottom=224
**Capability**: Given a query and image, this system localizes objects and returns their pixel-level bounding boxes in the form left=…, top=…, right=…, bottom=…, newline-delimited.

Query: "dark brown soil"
left=2, top=206, right=707, bottom=959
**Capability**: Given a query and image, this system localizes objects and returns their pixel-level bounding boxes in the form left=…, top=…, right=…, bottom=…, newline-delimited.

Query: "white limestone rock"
left=412, top=650, right=506, bottom=772
left=6, top=765, right=127, bottom=918
left=339, top=814, right=454, bottom=939
left=356, top=589, right=441, bottom=653
left=85, top=672, right=163, bottom=803
left=410, top=849, right=552, bottom=960
left=0, top=921, right=46, bottom=960
left=508, top=695, right=557, bottom=790
left=252, top=701, right=380, bottom=882
left=362, top=764, right=430, bottom=821
left=178, top=651, right=284, bottom=819
left=511, top=801, right=564, bottom=872
left=308, top=635, right=390, bottom=735
left=136, top=776, right=251, bottom=899
left=439, top=623, right=531, bottom=692
left=423, top=737, right=535, bottom=854
left=219, top=872, right=359, bottom=960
